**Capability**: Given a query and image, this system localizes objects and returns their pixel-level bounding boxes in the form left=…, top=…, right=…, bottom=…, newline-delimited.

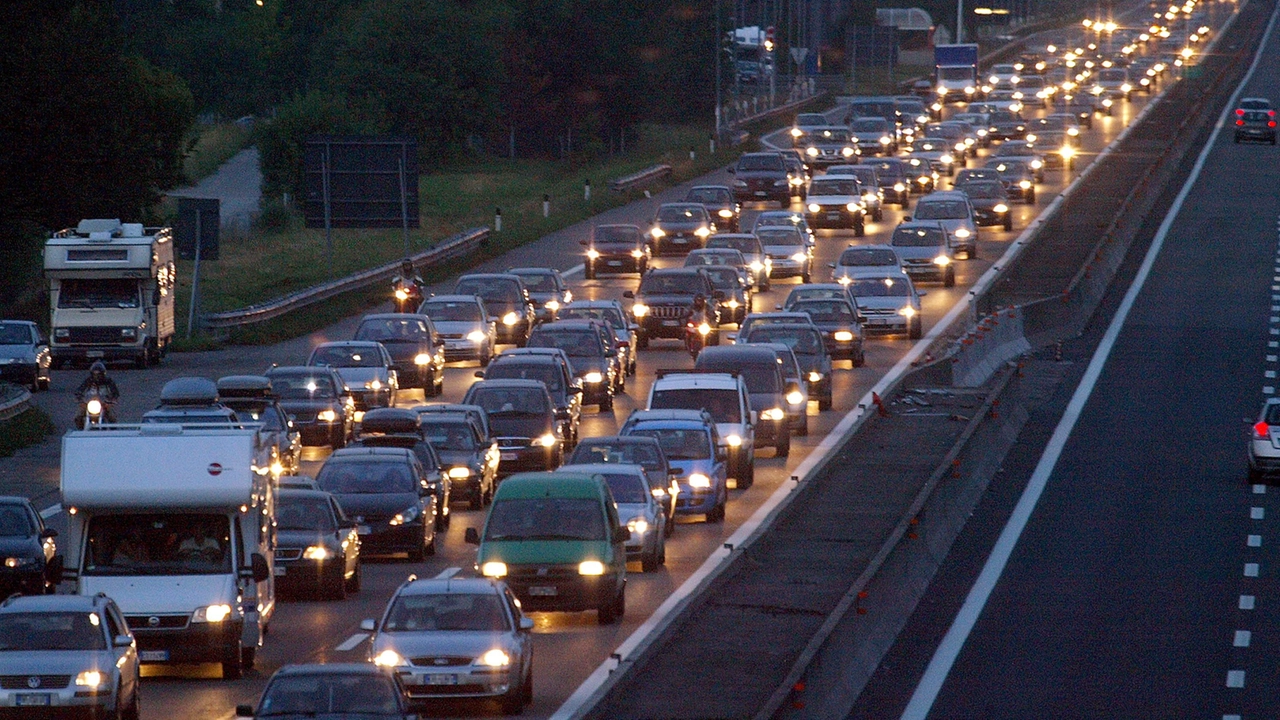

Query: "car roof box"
left=158, top=377, right=219, bottom=406
left=359, top=407, right=421, bottom=436
left=216, top=375, right=274, bottom=399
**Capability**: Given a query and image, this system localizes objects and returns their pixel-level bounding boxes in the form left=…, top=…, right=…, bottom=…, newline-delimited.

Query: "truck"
left=44, top=218, right=176, bottom=368
left=934, top=43, right=980, bottom=102
left=733, top=26, right=776, bottom=84
left=60, top=423, right=276, bottom=680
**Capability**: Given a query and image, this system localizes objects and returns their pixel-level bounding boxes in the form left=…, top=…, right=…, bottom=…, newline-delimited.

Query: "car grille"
left=275, top=548, right=303, bottom=562
left=406, top=683, right=491, bottom=696
left=291, top=411, right=317, bottom=423
left=859, top=307, right=897, bottom=316
left=125, top=614, right=189, bottom=630
left=506, top=564, right=578, bottom=581
left=61, top=326, right=129, bottom=344
left=647, top=305, right=688, bottom=320
left=0, top=675, right=71, bottom=690
left=495, top=436, right=532, bottom=450
left=409, top=656, right=473, bottom=667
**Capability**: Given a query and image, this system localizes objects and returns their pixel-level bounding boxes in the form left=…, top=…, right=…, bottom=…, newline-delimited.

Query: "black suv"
left=624, top=268, right=722, bottom=348
left=526, top=319, right=621, bottom=411
left=729, top=152, right=791, bottom=205
left=355, top=408, right=451, bottom=531
left=480, top=350, right=582, bottom=442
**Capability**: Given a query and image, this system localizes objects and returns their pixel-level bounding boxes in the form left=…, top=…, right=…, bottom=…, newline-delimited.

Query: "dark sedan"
left=959, top=180, right=1015, bottom=230
left=984, top=159, right=1037, bottom=204
left=526, top=320, right=619, bottom=411
left=685, top=185, right=741, bottom=232
left=0, top=497, right=59, bottom=596
left=353, top=314, right=445, bottom=395
left=649, top=203, right=714, bottom=256
left=582, top=224, right=650, bottom=278
left=462, top=379, right=566, bottom=474
left=740, top=323, right=835, bottom=410
left=315, top=447, right=438, bottom=561
left=566, top=435, right=680, bottom=535
left=265, top=366, right=356, bottom=448
left=274, top=489, right=361, bottom=600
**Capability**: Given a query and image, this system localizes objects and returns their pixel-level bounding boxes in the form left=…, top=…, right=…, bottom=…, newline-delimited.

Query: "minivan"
left=695, top=345, right=797, bottom=457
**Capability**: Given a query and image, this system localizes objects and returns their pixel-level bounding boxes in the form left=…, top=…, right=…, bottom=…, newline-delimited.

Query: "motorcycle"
left=75, top=387, right=115, bottom=429
left=685, top=318, right=712, bottom=359
left=392, top=279, right=424, bottom=313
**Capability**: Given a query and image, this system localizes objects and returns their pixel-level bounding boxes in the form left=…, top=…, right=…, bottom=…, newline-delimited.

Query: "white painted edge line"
left=334, top=633, right=368, bottom=653
left=900, top=4, right=1273, bottom=717
left=552, top=56, right=1174, bottom=720
left=39, top=503, right=62, bottom=520
left=433, top=566, right=462, bottom=580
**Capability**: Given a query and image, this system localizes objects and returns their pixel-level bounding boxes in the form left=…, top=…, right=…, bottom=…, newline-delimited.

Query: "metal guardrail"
left=0, top=385, right=33, bottom=423
left=201, top=227, right=490, bottom=329
left=608, top=165, right=672, bottom=193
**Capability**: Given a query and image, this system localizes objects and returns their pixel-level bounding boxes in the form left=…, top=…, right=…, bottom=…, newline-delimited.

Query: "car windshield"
left=848, top=168, right=876, bottom=184
left=989, top=161, right=1028, bottom=176
left=84, top=514, right=232, bottom=576
left=513, top=273, right=557, bottom=292
left=1243, top=110, right=1272, bottom=122
left=638, top=273, right=702, bottom=295
left=809, top=179, right=859, bottom=195
left=0, top=612, right=106, bottom=651
left=455, top=278, right=520, bottom=304
left=743, top=326, right=824, bottom=353
left=871, top=162, right=905, bottom=179
left=0, top=504, right=35, bottom=536
left=736, top=154, right=784, bottom=171
left=1099, top=69, right=1126, bottom=82
left=57, top=278, right=139, bottom=309
left=648, top=387, right=742, bottom=423
left=893, top=226, right=948, bottom=246
left=528, top=329, right=603, bottom=357
left=687, top=252, right=739, bottom=267
left=757, top=229, right=804, bottom=246
left=355, top=318, right=431, bottom=343
left=602, top=472, right=648, bottom=504
left=995, top=143, right=1032, bottom=156
left=484, top=498, right=605, bottom=541
left=423, top=300, right=481, bottom=322
left=465, top=386, right=549, bottom=416
left=698, top=358, right=780, bottom=393
left=277, top=497, right=336, bottom=532
left=796, top=114, right=827, bottom=125
left=485, top=362, right=564, bottom=393
left=849, top=277, right=911, bottom=297
left=792, top=301, right=856, bottom=324
left=268, top=372, right=338, bottom=399
left=384, top=592, right=509, bottom=632
left=686, top=187, right=732, bottom=203
left=786, top=288, right=844, bottom=305
left=703, top=267, right=741, bottom=288
left=808, top=129, right=851, bottom=143
left=707, top=236, right=761, bottom=254
left=0, top=323, right=31, bottom=345
left=317, top=461, right=416, bottom=494
left=990, top=110, right=1020, bottom=122
left=656, top=206, right=705, bottom=223
left=851, top=118, right=888, bottom=132
left=569, top=442, right=662, bottom=470
left=840, top=248, right=898, bottom=267
left=560, top=306, right=625, bottom=329
left=628, top=427, right=713, bottom=460
left=420, top=420, right=478, bottom=450
left=963, top=182, right=1007, bottom=199
left=259, top=674, right=400, bottom=715
left=851, top=102, right=894, bottom=118
left=593, top=226, right=641, bottom=244
left=310, top=345, right=382, bottom=368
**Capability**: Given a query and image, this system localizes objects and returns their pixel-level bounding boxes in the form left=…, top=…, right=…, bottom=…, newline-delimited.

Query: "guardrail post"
left=543, top=194, right=550, bottom=218
left=494, top=207, right=502, bottom=233
left=584, top=179, right=591, bottom=202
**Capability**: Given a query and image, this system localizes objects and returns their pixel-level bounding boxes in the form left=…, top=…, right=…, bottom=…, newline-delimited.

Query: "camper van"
left=44, top=218, right=176, bottom=368
left=60, top=424, right=276, bottom=679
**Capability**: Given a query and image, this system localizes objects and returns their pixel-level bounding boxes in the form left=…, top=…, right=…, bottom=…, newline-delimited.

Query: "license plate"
left=139, top=650, right=169, bottom=662
left=662, top=319, right=680, bottom=327
left=274, top=565, right=287, bottom=576
left=357, top=525, right=371, bottom=535
left=754, top=191, right=767, bottom=196
left=866, top=318, right=894, bottom=326
left=86, top=351, right=104, bottom=358
left=673, top=237, right=688, bottom=244
left=826, top=212, right=841, bottom=220
left=606, top=260, right=622, bottom=267
left=529, top=585, right=557, bottom=596
left=426, top=674, right=459, bottom=686
left=501, top=452, right=518, bottom=461
left=15, top=694, right=50, bottom=707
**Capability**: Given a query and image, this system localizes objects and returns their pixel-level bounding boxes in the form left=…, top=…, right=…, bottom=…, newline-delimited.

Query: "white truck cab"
left=44, top=219, right=176, bottom=368
left=60, top=424, right=276, bottom=679
left=646, top=370, right=757, bottom=487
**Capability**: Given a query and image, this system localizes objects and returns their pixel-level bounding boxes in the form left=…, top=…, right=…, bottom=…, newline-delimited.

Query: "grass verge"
left=182, top=122, right=253, bottom=184
left=0, top=406, right=56, bottom=458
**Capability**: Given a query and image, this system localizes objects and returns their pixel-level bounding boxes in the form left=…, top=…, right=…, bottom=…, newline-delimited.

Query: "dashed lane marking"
left=1253, top=484, right=1267, bottom=495
left=1248, top=535, right=1262, bottom=547
left=334, top=633, right=368, bottom=652
left=1244, top=563, right=1260, bottom=578
left=433, top=567, right=462, bottom=579
left=1234, top=630, right=1252, bottom=648
left=1251, top=507, right=1265, bottom=519
left=1240, top=595, right=1256, bottom=611
left=1227, top=670, right=1246, bottom=689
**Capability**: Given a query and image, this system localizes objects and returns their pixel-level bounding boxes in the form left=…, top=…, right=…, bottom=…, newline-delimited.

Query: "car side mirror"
left=623, top=291, right=635, bottom=299
left=827, top=263, right=836, bottom=269
left=475, top=370, right=486, bottom=378
left=717, top=447, right=728, bottom=462
left=629, top=324, right=640, bottom=332
left=360, top=618, right=377, bottom=632
left=236, top=705, right=255, bottom=717
left=113, top=634, right=133, bottom=648
left=464, top=527, right=481, bottom=545
left=39, top=528, right=57, bottom=539
left=918, top=290, right=928, bottom=297
left=613, top=525, right=629, bottom=544
left=250, top=553, right=270, bottom=584
left=519, top=617, right=535, bottom=631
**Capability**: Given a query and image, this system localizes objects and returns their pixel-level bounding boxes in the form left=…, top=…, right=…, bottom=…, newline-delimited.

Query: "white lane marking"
left=433, top=567, right=461, bottom=579
left=1248, top=535, right=1262, bottom=547
left=1244, top=563, right=1259, bottom=577
left=1234, top=630, right=1252, bottom=647
left=1264, top=386, right=1275, bottom=395
left=1240, top=595, right=1256, bottom=610
left=899, top=5, right=1280, bottom=712
left=563, top=263, right=585, bottom=278
left=39, top=504, right=62, bottom=520
left=1225, top=715, right=1243, bottom=720
left=1227, top=670, right=1246, bottom=688
left=1268, top=355, right=1277, bottom=362
left=1251, top=506, right=1265, bottom=519
left=1266, top=370, right=1277, bottom=379
left=1270, top=328, right=1279, bottom=335
left=334, top=633, right=368, bottom=652
left=1271, top=341, right=1279, bottom=348
left=1254, top=484, right=1267, bottom=494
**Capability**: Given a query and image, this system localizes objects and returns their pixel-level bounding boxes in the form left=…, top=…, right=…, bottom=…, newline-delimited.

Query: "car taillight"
left=1270, top=121, right=1277, bottom=128
left=1237, top=108, right=1246, bottom=116
left=1254, top=421, right=1270, bottom=439
left=1270, top=110, right=1276, bottom=117
left=1237, top=119, right=1245, bottom=126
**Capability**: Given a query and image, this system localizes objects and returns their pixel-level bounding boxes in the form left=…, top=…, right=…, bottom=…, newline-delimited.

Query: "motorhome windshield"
left=57, top=279, right=139, bottom=309
left=84, top=514, right=232, bottom=576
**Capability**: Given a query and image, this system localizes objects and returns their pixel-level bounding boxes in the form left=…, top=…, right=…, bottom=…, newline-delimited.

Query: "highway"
left=2, top=19, right=1211, bottom=719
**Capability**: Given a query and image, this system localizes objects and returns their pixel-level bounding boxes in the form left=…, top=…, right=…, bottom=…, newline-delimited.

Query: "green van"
left=464, top=472, right=628, bottom=624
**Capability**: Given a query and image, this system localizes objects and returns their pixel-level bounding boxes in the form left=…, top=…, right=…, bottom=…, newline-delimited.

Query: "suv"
left=624, top=268, right=723, bottom=348
left=453, top=273, right=536, bottom=346
left=481, top=348, right=582, bottom=444
left=315, top=447, right=439, bottom=561
left=695, top=346, right=794, bottom=458
left=1234, top=98, right=1277, bottom=144
left=526, top=319, right=621, bottom=410
left=353, top=313, right=445, bottom=395
left=462, top=379, right=567, bottom=473
left=798, top=126, right=859, bottom=167
left=218, top=375, right=303, bottom=477
left=891, top=220, right=957, bottom=286
left=0, top=593, right=140, bottom=719
left=729, top=152, right=791, bottom=205
left=355, top=408, right=451, bottom=531
left=646, top=370, right=756, bottom=485
left=621, top=409, right=729, bottom=522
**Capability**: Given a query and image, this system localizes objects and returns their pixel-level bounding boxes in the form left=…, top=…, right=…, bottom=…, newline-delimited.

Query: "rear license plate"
left=501, top=452, right=518, bottom=461
left=15, top=694, right=50, bottom=707
left=528, top=585, right=558, bottom=596
left=357, top=525, right=371, bottom=535
left=274, top=565, right=287, bottom=576
left=139, top=650, right=169, bottom=662
left=866, top=318, right=894, bottom=326
left=426, top=674, right=459, bottom=686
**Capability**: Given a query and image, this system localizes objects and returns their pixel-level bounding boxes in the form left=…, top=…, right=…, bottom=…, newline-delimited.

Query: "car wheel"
left=637, top=334, right=649, bottom=350
left=424, top=527, right=437, bottom=557
left=325, top=567, right=347, bottom=600
left=346, top=561, right=362, bottom=594
left=855, top=219, right=866, bottom=237
left=597, top=589, right=620, bottom=625
left=1003, top=217, right=1013, bottom=231
left=909, top=318, right=923, bottom=339
left=123, top=682, right=141, bottom=720
left=500, top=667, right=530, bottom=714
left=641, top=544, right=660, bottom=572
left=407, top=537, right=425, bottom=563
left=1026, top=190, right=1036, bottom=204
left=707, top=492, right=726, bottom=522
left=796, top=415, right=809, bottom=437
left=944, top=268, right=956, bottom=288
left=600, top=392, right=613, bottom=412
left=873, top=208, right=884, bottom=222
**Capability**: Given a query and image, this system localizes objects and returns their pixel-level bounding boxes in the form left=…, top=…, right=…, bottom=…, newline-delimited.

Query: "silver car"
left=912, top=191, right=978, bottom=259
left=365, top=577, right=533, bottom=713
left=1248, top=398, right=1280, bottom=481
left=889, top=220, right=957, bottom=287
left=831, top=244, right=904, bottom=285
left=0, top=593, right=140, bottom=718
left=560, top=463, right=667, bottom=570
left=706, top=234, right=772, bottom=290
left=756, top=226, right=814, bottom=282
left=845, top=273, right=926, bottom=339
left=420, top=294, right=497, bottom=366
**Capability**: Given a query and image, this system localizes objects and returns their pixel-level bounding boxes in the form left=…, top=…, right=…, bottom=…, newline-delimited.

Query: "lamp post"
left=956, top=0, right=965, bottom=43
left=715, top=0, right=721, bottom=137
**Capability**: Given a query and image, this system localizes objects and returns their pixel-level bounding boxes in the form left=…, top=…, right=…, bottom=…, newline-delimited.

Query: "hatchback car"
left=891, top=220, right=957, bottom=286
left=0, top=497, right=59, bottom=596
left=798, top=126, right=859, bottom=167
left=526, top=320, right=620, bottom=410
left=849, top=116, right=897, bottom=155
left=991, top=140, right=1046, bottom=182
left=307, top=341, right=399, bottom=415
left=649, top=203, right=714, bottom=256
left=274, top=488, right=361, bottom=600
left=830, top=244, right=904, bottom=285
left=825, top=164, right=885, bottom=221
left=582, top=224, right=650, bottom=278
left=481, top=349, right=582, bottom=444
left=706, top=234, right=772, bottom=290
left=845, top=274, right=926, bottom=338
left=786, top=297, right=867, bottom=366
left=453, top=273, right=535, bottom=347
left=958, top=180, right=1015, bottom=231
left=507, top=267, right=571, bottom=324
left=355, top=409, right=451, bottom=531
left=1248, top=398, right=1280, bottom=480
left=354, top=313, right=445, bottom=395
left=1235, top=102, right=1278, bottom=144
left=0, top=321, right=50, bottom=391
left=985, top=159, right=1037, bottom=204
left=684, top=185, right=741, bottom=232
left=419, top=294, right=496, bottom=366
left=364, top=577, right=533, bottom=713
left=0, top=593, right=140, bottom=719
left=557, top=299, right=639, bottom=377
left=316, top=447, right=438, bottom=561
left=565, top=436, right=679, bottom=534
left=265, top=365, right=355, bottom=448
left=756, top=225, right=814, bottom=283
left=559, top=463, right=666, bottom=571
left=415, top=408, right=499, bottom=509
left=740, top=323, right=834, bottom=410
left=865, top=158, right=912, bottom=207
left=462, top=379, right=566, bottom=472
left=237, top=664, right=414, bottom=719
left=621, top=409, right=729, bottom=522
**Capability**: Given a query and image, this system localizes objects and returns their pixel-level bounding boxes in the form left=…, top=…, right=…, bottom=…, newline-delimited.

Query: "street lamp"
left=956, top=0, right=964, bottom=43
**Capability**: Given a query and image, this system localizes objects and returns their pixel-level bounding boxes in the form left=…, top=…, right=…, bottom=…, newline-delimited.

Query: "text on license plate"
left=528, top=585, right=558, bottom=596
left=501, top=452, right=518, bottom=461
left=273, top=565, right=287, bottom=576
left=357, top=525, right=371, bottom=535
left=606, top=260, right=622, bottom=266
left=16, top=694, right=50, bottom=707
left=139, top=650, right=169, bottom=662
left=662, top=319, right=680, bottom=327
left=426, top=674, right=458, bottom=685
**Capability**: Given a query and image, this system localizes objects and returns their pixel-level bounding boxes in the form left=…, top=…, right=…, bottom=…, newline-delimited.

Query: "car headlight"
left=688, top=473, right=712, bottom=488
left=934, top=255, right=952, bottom=266
left=749, top=260, right=764, bottom=272
left=467, top=330, right=488, bottom=344
left=303, top=545, right=331, bottom=560
left=937, top=86, right=947, bottom=95
left=899, top=306, right=918, bottom=318
left=940, top=154, right=955, bottom=164
left=791, top=252, right=808, bottom=263
left=537, top=433, right=558, bottom=448
left=121, top=327, right=137, bottom=339
left=1102, top=98, right=1113, bottom=107
left=837, top=275, right=852, bottom=285
left=75, top=671, right=106, bottom=688
left=414, top=353, right=432, bottom=366
left=1061, top=146, right=1076, bottom=159
left=842, top=147, right=856, bottom=157
left=725, top=299, right=740, bottom=309
left=808, top=371, right=823, bottom=383
left=718, top=208, right=735, bottom=218
left=917, top=177, right=930, bottom=185
left=374, top=650, right=405, bottom=668
left=583, top=371, right=604, bottom=384
left=651, top=487, right=668, bottom=498
left=807, top=203, right=821, bottom=213
left=834, top=330, right=854, bottom=342
left=735, top=180, right=749, bottom=188
left=631, top=248, right=645, bottom=258
left=449, top=466, right=471, bottom=478
left=726, top=434, right=742, bottom=447
left=955, top=143, right=967, bottom=153
left=894, top=182, right=906, bottom=192
left=502, top=312, right=519, bottom=326
left=578, top=560, right=606, bottom=576
left=879, top=136, right=892, bottom=145
left=791, top=127, right=803, bottom=138
left=317, top=409, right=338, bottom=423
left=481, top=561, right=508, bottom=578
left=994, top=203, right=1009, bottom=213
left=1029, top=159, right=1043, bottom=170
left=4, top=556, right=37, bottom=568
left=1121, top=83, right=1132, bottom=92
left=478, top=649, right=511, bottom=667
left=761, top=407, right=786, bottom=421
left=632, top=303, right=649, bottom=318
left=786, top=390, right=805, bottom=406
left=627, top=517, right=649, bottom=535
left=695, top=227, right=711, bottom=238
left=545, top=299, right=560, bottom=312
left=847, top=202, right=861, bottom=212
left=954, top=228, right=971, bottom=239
left=1019, top=180, right=1032, bottom=189
left=806, top=147, right=818, bottom=157
left=863, top=193, right=877, bottom=203
left=651, top=227, right=666, bottom=238
left=388, top=505, right=421, bottom=526
left=366, top=379, right=382, bottom=390
left=193, top=604, right=232, bottom=623
left=586, top=248, right=601, bottom=259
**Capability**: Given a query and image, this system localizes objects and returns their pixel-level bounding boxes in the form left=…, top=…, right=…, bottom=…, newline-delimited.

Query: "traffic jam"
left=0, top=4, right=1223, bottom=718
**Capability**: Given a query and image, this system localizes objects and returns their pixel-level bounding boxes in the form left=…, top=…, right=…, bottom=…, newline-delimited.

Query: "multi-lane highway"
left=0, top=12, right=1228, bottom=718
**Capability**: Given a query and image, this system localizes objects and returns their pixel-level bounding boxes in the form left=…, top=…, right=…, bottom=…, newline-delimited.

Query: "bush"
left=0, top=405, right=56, bottom=458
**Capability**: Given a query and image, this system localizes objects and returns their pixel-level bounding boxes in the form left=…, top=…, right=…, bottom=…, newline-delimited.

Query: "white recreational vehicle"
left=44, top=218, right=176, bottom=368
left=60, top=424, right=276, bottom=679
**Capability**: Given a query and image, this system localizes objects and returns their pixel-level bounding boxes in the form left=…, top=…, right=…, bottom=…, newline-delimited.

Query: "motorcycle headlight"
left=502, top=312, right=519, bottom=326
left=725, top=299, right=740, bottom=309
left=808, top=371, right=823, bottom=383
left=688, top=473, right=712, bottom=488
left=786, top=390, right=805, bottom=406
left=761, top=407, right=786, bottom=421
left=388, top=505, right=421, bottom=526
left=994, top=203, right=1009, bottom=213
left=192, top=604, right=232, bottom=623
left=651, top=487, right=667, bottom=498
left=651, top=227, right=666, bottom=238
left=899, top=306, right=918, bottom=318
left=545, top=299, right=560, bottom=312
left=934, top=255, right=952, bottom=266
left=583, top=372, right=604, bottom=384
left=86, top=399, right=103, bottom=416
left=75, top=671, right=106, bottom=688
left=374, top=650, right=406, bottom=668
left=788, top=177, right=803, bottom=186
left=467, top=330, right=487, bottom=343
left=481, top=561, right=508, bottom=578
left=791, top=252, right=808, bottom=263
left=696, top=322, right=711, bottom=336
left=807, top=203, right=821, bottom=213
left=414, top=353, right=432, bottom=366
left=303, top=545, right=330, bottom=560
left=834, top=330, right=854, bottom=342
left=1061, top=146, right=1076, bottom=159
left=477, top=649, right=511, bottom=667
left=726, top=434, right=742, bottom=447
left=718, top=209, right=735, bottom=218
left=586, top=248, right=601, bottom=259
left=537, top=433, right=558, bottom=448
left=863, top=193, right=877, bottom=203
left=578, top=560, right=606, bottom=576
left=632, top=303, right=649, bottom=318
left=394, top=288, right=410, bottom=301
left=627, top=517, right=649, bottom=535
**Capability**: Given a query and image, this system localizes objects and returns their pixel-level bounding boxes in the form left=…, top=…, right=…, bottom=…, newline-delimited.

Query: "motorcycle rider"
left=75, top=361, right=120, bottom=425
left=392, top=258, right=425, bottom=312
left=685, top=294, right=713, bottom=357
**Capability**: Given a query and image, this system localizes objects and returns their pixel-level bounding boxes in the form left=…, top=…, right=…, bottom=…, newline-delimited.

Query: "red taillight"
left=1254, top=421, right=1270, bottom=439
left=1237, top=108, right=1246, bottom=116
left=1270, top=110, right=1276, bottom=117
left=1237, top=119, right=1245, bottom=126
left=1269, top=121, right=1276, bottom=128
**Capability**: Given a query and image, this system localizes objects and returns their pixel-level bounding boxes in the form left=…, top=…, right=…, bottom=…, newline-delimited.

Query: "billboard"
left=303, top=136, right=419, bottom=229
